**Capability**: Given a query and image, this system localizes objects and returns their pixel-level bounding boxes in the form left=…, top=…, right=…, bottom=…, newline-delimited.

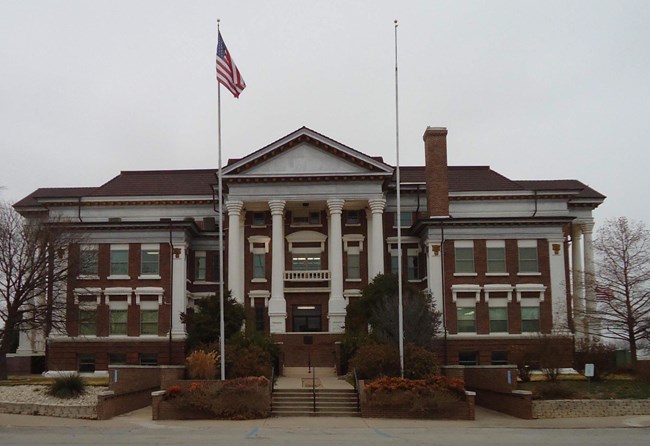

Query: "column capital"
left=581, top=222, right=595, bottom=235
left=268, top=200, right=286, bottom=215
left=327, top=199, right=345, bottom=214
left=225, top=200, right=244, bottom=216
left=368, top=198, right=386, bottom=213
left=572, top=224, right=583, bottom=239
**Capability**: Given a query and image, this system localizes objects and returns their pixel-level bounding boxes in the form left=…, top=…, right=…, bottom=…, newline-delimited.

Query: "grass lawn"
left=519, top=378, right=650, bottom=400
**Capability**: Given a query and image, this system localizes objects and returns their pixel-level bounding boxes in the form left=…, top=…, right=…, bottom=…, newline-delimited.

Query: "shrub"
left=225, top=343, right=272, bottom=379
left=532, top=383, right=578, bottom=400
left=364, top=376, right=465, bottom=414
left=186, top=350, right=219, bottom=379
left=172, top=377, right=270, bottom=419
left=48, top=374, right=86, bottom=399
left=574, top=338, right=616, bottom=381
left=349, top=343, right=440, bottom=380
left=164, top=384, right=184, bottom=400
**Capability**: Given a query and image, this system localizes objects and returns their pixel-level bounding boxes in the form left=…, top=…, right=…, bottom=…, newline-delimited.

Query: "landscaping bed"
left=519, top=378, right=650, bottom=400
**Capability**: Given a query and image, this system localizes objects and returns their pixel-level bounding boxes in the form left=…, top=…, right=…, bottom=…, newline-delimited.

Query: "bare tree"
left=587, top=217, right=650, bottom=365
left=0, top=201, right=80, bottom=379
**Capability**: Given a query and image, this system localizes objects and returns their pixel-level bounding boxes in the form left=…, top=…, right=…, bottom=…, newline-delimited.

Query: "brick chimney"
left=423, top=127, right=449, bottom=217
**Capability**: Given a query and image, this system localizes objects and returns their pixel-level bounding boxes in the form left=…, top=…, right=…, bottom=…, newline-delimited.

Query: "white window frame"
left=139, top=244, right=160, bottom=279
left=454, top=240, right=476, bottom=276
left=486, top=240, right=507, bottom=275
left=518, top=240, right=540, bottom=276
left=194, top=251, right=207, bottom=282
left=109, top=244, right=130, bottom=279
left=248, top=236, right=270, bottom=282
left=78, top=244, right=99, bottom=279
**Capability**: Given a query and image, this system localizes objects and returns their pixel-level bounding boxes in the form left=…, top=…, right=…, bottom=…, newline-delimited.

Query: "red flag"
left=216, top=31, right=246, bottom=98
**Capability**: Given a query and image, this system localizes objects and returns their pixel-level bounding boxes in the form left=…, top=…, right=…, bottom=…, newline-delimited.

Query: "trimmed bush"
left=574, top=338, right=616, bottom=381
left=186, top=350, right=219, bottom=379
left=350, top=343, right=439, bottom=380
left=48, top=374, right=86, bottom=399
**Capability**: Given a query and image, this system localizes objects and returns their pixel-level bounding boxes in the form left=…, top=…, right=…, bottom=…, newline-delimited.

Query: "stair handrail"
left=353, top=367, right=360, bottom=413
left=312, top=366, right=317, bottom=412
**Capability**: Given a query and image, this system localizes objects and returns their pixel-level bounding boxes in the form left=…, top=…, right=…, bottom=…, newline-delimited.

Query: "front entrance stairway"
left=271, top=367, right=360, bottom=417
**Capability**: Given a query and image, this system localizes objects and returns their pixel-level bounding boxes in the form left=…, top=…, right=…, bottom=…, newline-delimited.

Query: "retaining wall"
left=533, top=399, right=650, bottom=418
left=0, top=401, right=96, bottom=419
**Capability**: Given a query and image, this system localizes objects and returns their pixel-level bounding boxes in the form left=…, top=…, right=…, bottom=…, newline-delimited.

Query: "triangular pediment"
left=223, top=127, right=393, bottom=180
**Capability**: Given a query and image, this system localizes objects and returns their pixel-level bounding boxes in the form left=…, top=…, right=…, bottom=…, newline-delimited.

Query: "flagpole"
left=217, top=19, right=226, bottom=381
left=394, top=19, right=404, bottom=379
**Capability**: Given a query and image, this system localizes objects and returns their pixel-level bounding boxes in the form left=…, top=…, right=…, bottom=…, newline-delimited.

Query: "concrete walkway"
left=274, top=367, right=355, bottom=390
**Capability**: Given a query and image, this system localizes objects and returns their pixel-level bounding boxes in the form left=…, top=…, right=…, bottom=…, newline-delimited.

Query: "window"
left=347, top=253, right=360, bottom=279
left=253, top=253, right=266, bottom=279
left=140, top=245, right=159, bottom=275
left=213, top=253, right=221, bottom=282
left=292, top=254, right=321, bottom=271
left=195, top=251, right=206, bottom=281
left=140, top=309, right=158, bottom=335
left=255, top=306, right=265, bottom=332
left=346, top=210, right=361, bottom=225
left=458, top=351, right=478, bottom=366
left=110, top=245, right=129, bottom=276
left=487, top=242, right=506, bottom=273
left=491, top=351, right=509, bottom=365
left=109, top=353, right=127, bottom=365
left=489, top=307, right=508, bottom=333
left=518, top=241, right=539, bottom=273
left=110, top=309, right=128, bottom=335
left=78, top=309, right=96, bottom=336
left=78, top=354, right=96, bottom=373
left=394, top=212, right=413, bottom=227
left=521, top=307, right=540, bottom=332
left=390, top=255, right=399, bottom=274
left=407, top=254, right=418, bottom=280
left=79, top=245, right=98, bottom=276
left=292, top=305, right=322, bottom=332
left=455, top=242, right=475, bottom=273
left=139, top=353, right=158, bottom=366
left=252, top=212, right=266, bottom=226
left=457, top=306, right=476, bottom=332
left=292, top=211, right=320, bottom=225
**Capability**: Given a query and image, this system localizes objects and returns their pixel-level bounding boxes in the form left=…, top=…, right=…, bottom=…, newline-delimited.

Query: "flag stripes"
left=216, top=31, right=246, bottom=98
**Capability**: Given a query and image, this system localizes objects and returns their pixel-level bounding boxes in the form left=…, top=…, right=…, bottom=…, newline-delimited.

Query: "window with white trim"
left=110, top=309, right=128, bottom=335
left=346, top=210, right=361, bottom=225
left=140, top=309, right=158, bottom=335
left=454, top=241, right=475, bottom=274
left=140, top=244, right=159, bottom=276
left=347, top=252, right=360, bottom=279
left=521, top=306, right=540, bottom=332
left=486, top=240, right=506, bottom=274
left=457, top=306, right=476, bottom=333
left=253, top=253, right=266, bottom=279
left=394, top=212, right=413, bottom=228
left=79, top=244, right=99, bottom=277
left=292, top=254, right=321, bottom=271
left=489, top=307, right=508, bottom=333
left=518, top=240, right=539, bottom=273
left=291, top=210, right=321, bottom=226
left=110, top=244, right=129, bottom=276
left=195, top=251, right=206, bottom=281
left=79, top=308, right=96, bottom=336
left=407, top=253, right=418, bottom=280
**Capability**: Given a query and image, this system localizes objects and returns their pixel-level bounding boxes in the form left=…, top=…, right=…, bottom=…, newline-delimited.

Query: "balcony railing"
left=284, top=270, right=330, bottom=281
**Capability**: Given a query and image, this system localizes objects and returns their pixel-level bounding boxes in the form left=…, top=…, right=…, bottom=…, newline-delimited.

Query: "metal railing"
left=353, top=368, right=360, bottom=413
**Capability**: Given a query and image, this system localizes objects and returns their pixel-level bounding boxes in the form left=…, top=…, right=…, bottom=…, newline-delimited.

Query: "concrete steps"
left=282, top=366, right=337, bottom=378
left=271, top=388, right=360, bottom=417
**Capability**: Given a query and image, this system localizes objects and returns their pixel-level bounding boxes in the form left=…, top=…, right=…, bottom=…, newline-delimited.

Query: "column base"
left=328, top=313, right=346, bottom=333
left=269, top=313, right=287, bottom=333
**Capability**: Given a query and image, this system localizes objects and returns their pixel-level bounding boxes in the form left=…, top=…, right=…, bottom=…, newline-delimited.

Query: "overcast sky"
left=1, top=1, right=649, bottom=229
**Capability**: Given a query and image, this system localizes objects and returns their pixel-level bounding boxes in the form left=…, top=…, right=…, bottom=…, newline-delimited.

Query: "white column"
left=171, top=244, right=187, bottom=338
left=268, top=200, right=287, bottom=333
left=582, top=221, right=597, bottom=337
left=365, top=208, right=374, bottom=279
left=426, top=240, right=444, bottom=329
left=368, top=199, right=386, bottom=280
left=571, top=225, right=585, bottom=338
left=327, top=199, right=346, bottom=333
left=549, top=238, right=570, bottom=334
left=226, top=201, right=244, bottom=305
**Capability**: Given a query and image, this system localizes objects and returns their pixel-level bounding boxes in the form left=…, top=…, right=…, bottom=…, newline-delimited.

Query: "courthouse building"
left=13, top=126, right=604, bottom=372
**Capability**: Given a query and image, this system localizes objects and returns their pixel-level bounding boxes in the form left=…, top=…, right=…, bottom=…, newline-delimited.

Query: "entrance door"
left=292, top=305, right=322, bottom=332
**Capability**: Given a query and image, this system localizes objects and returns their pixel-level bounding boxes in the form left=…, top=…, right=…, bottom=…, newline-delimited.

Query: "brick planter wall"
left=533, top=399, right=650, bottom=418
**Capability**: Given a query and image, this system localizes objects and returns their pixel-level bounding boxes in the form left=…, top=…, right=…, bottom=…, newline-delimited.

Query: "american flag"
left=216, top=31, right=246, bottom=98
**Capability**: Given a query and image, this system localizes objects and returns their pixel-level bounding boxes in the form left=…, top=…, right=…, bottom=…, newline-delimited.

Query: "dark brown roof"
left=14, top=187, right=98, bottom=208
left=397, top=166, right=525, bottom=192
left=515, top=180, right=606, bottom=200
left=90, top=169, right=217, bottom=197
